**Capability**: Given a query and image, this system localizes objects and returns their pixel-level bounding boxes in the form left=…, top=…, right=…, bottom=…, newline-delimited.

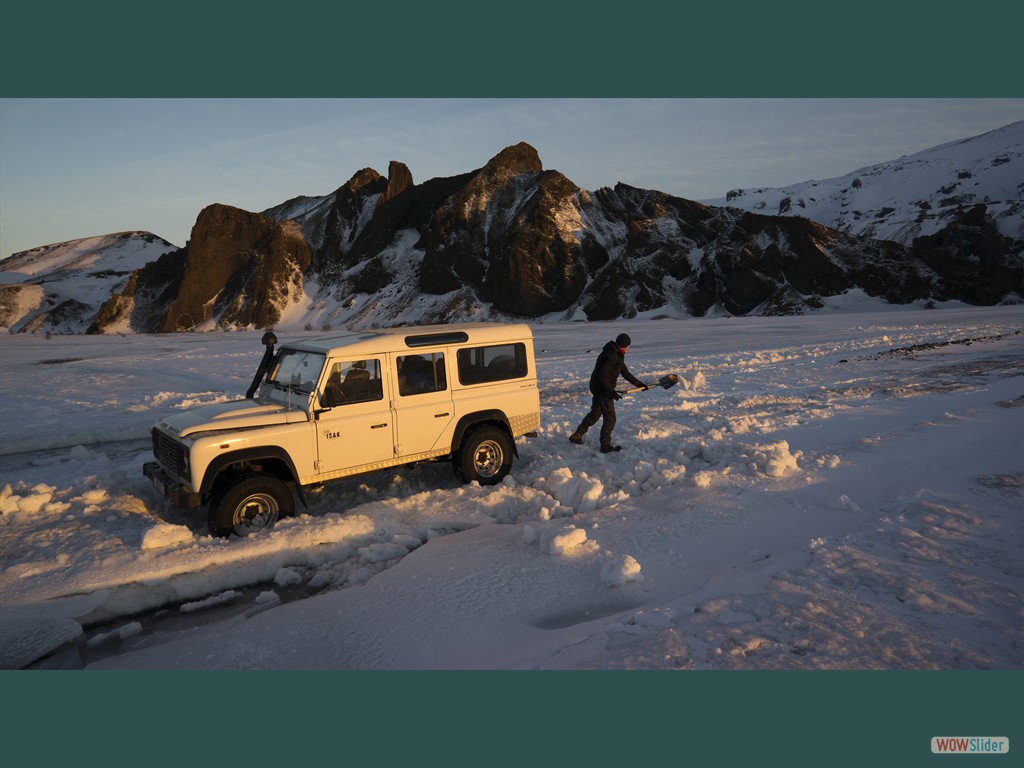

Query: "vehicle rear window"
left=457, top=343, right=528, bottom=384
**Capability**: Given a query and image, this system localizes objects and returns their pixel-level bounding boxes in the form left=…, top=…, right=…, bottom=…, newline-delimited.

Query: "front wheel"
left=208, top=474, right=294, bottom=537
left=455, top=426, right=514, bottom=485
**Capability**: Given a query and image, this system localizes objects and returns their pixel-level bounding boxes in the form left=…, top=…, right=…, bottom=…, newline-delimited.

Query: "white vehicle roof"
left=283, top=322, right=535, bottom=358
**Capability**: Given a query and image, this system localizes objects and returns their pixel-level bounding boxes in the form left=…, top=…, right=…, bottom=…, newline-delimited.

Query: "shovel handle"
left=621, top=374, right=679, bottom=395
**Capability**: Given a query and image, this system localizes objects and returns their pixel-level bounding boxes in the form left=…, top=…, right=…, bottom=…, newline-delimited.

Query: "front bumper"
left=144, top=461, right=202, bottom=508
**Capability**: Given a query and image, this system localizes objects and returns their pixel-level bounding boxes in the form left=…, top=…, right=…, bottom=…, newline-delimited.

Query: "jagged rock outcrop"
left=16, top=298, right=92, bottom=333
left=911, top=204, right=1024, bottom=304
left=573, top=185, right=935, bottom=320
left=310, top=168, right=388, bottom=278
left=157, top=204, right=311, bottom=331
left=345, top=161, right=417, bottom=266
left=89, top=205, right=312, bottom=333
left=418, top=143, right=609, bottom=316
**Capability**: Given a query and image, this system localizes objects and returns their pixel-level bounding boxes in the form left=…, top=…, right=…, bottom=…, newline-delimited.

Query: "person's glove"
left=641, top=382, right=650, bottom=391
left=613, top=391, right=622, bottom=400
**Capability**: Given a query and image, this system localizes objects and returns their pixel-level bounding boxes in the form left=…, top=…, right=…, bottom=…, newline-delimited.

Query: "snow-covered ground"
left=0, top=305, right=1021, bottom=671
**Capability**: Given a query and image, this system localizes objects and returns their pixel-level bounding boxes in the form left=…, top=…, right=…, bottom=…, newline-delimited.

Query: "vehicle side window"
left=397, top=352, right=447, bottom=396
left=322, top=358, right=383, bottom=406
left=457, top=343, right=528, bottom=384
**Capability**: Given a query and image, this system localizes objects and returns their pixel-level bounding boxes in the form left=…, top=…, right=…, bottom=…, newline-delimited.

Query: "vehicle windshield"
left=266, top=349, right=326, bottom=397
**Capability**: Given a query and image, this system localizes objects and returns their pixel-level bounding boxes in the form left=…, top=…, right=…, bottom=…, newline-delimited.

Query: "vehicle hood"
left=156, top=399, right=306, bottom=438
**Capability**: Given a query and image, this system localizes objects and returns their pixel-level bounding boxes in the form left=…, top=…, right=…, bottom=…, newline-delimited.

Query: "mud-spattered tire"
left=455, top=425, right=514, bottom=485
left=208, top=474, right=294, bottom=537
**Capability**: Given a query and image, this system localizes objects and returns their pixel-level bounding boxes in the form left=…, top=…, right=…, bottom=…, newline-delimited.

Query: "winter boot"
left=569, top=432, right=584, bottom=445
left=600, top=444, right=622, bottom=453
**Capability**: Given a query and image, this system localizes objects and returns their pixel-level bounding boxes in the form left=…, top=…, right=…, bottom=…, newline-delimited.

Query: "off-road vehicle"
left=144, top=323, right=541, bottom=537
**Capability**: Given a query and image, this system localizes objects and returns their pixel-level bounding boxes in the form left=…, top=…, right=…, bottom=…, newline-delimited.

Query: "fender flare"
left=450, top=410, right=518, bottom=458
left=199, top=447, right=301, bottom=496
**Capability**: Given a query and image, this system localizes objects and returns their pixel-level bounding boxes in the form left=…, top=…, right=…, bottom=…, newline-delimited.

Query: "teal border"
left=2, top=3, right=1021, bottom=766
left=2, top=3, right=1022, bottom=96
left=4, top=670, right=1022, bottom=766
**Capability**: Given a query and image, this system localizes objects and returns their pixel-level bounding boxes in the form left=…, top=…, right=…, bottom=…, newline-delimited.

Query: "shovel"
left=620, top=373, right=680, bottom=396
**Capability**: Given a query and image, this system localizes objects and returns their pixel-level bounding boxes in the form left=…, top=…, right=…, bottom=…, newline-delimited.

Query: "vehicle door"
left=262, top=347, right=325, bottom=478
left=314, top=357, right=395, bottom=474
left=391, top=349, right=454, bottom=457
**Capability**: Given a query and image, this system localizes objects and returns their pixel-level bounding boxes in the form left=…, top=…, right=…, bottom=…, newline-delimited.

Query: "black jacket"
left=589, top=341, right=642, bottom=399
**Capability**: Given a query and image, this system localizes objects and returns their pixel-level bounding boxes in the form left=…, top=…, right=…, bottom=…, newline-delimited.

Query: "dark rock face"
left=568, top=184, right=993, bottom=319
left=308, top=168, right=387, bottom=279
left=912, top=204, right=1024, bottom=304
left=412, top=143, right=635, bottom=318
left=421, top=143, right=554, bottom=309
left=86, top=141, right=1023, bottom=333
left=92, top=204, right=312, bottom=333
left=345, top=161, right=417, bottom=266
left=158, top=204, right=311, bottom=331
left=130, top=247, right=189, bottom=330
left=87, top=246, right=187, bottom=333
left=18, top=298, right=91, bottom=333
left=481, top=170, right=602, bottom=316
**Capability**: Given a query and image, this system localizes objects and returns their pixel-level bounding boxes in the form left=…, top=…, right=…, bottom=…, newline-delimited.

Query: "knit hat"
left=615, top=333, right=632, bottom=348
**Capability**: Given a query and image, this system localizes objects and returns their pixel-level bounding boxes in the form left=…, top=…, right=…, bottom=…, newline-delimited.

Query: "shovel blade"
left=658, top=374, right=679, bottom=390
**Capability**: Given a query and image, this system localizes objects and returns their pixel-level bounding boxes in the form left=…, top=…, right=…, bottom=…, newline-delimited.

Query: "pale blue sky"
left=2, top=98, right=1021, bottom=260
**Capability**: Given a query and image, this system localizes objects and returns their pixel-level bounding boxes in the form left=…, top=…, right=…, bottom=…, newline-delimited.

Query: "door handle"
left=435, top=412, right=450, bottom=418
left=371, top=423, right=388, bottom=429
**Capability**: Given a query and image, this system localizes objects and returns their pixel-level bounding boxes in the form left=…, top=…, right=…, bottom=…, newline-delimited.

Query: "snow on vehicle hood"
left=157, top=398, right=306, bottom=438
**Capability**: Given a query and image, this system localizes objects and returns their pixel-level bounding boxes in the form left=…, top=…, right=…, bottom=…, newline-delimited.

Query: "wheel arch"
left=450, top=410, right=518, bottom=458
left=199, top=447, right=301, bottom=496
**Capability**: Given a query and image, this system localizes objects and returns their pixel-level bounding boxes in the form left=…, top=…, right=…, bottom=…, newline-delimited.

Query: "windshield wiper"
left=270, top=381, right=314, bottom=403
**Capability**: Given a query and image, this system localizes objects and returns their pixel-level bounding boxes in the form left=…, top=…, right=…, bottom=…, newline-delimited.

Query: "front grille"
left=154, top=430, right=186, bottom=478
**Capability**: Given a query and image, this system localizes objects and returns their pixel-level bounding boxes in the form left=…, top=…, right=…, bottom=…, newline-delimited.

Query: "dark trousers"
left=575, top=394, right=616, bottom=447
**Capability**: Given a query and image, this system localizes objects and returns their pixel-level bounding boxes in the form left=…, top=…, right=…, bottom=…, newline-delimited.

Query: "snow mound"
left=140, top=523, right=195, bottom=550
left=601, top=554, right=644, bottom=587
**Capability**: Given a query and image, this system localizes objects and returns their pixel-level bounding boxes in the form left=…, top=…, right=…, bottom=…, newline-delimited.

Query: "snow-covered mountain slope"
left=704, top=121, right=1024, bottom=244
left=1, top=231, right=176, bottom=280
left=0, top=232, right=177, bottom=333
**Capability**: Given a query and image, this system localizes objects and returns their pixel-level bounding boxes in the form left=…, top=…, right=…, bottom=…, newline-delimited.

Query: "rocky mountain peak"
left=379, top=161, right=414, bottom=207
left=159, top=203, right=312, bottom=331
left=344, top=167, right=385, bottom=195
left=481, top=142, right=543, bottom=178
left=446, top=142, right=549, bottom=227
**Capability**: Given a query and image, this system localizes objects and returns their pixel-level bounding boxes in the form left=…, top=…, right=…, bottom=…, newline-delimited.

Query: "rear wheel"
left=208, top=474, right=294, bottom=537
left=455, top=426, right=514, bottom=485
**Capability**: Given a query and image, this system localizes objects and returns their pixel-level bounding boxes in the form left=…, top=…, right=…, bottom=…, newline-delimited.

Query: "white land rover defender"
left=144, top=323, right=541, bottom=537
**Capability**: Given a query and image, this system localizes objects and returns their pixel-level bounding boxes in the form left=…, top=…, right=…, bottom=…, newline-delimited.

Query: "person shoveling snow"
left=569, top=333, right=678, bottom=453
